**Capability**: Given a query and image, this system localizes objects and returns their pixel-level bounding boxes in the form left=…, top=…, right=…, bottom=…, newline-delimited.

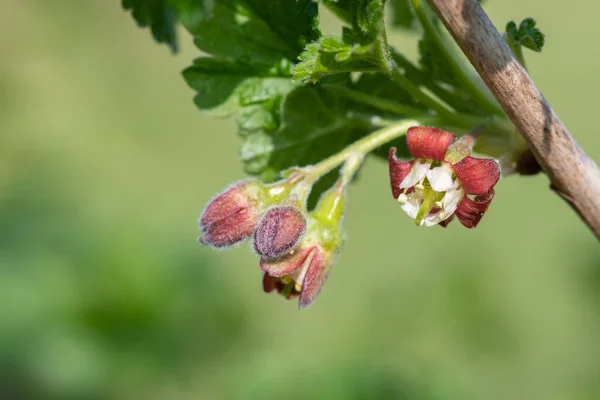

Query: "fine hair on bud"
left=198, top=179, right=263, bottom=248
left=253, top=206, right=307, bottom=261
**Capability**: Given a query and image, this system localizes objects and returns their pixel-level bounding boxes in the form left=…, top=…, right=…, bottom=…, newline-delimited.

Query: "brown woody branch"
left=427, top=0, right=600, bottom=239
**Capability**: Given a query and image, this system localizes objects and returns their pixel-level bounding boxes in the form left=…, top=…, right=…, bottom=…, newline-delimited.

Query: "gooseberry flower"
left=388, top=126, right=500, bottom=228
left=260, top=181, right=345, bottom=309
left=198, top=179, right=292, bottom=248
left=253, top=205, right=307, bottom=260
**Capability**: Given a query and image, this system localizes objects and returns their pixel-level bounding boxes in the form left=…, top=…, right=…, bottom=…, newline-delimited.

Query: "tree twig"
left=427, top=0, right=600, bottom=239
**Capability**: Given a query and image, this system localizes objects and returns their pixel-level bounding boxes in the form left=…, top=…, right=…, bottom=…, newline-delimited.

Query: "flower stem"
left=390, top=49, right=479, bottom=115
left=370, top=13, right=462, bottom=126
left=303, top=117, right=436, bottom=182
left=299, top=112, right=506, bottom=187
left=411, top=0, right=504, bottom=116
left=340, top=152, right=365, bottom=185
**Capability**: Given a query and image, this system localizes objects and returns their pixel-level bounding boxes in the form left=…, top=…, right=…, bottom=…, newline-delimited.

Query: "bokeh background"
left=1, top=1, right=599, bottom=399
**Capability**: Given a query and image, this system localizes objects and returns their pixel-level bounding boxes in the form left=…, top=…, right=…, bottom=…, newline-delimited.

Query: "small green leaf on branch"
left=292, top=31, right=382, bottom=84
left=294, top=0, right=388, bottom=84
left=506, top=18, right=545, bottom=52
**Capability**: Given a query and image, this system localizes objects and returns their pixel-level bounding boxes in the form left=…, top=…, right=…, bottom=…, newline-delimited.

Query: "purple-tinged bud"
left=253, top=206, right=307, bottom=261
left=260, top=181, right=346, bottom=309
left=198, top=180, right=265, bottom=248
left=298, top=247, right=337, bottom=309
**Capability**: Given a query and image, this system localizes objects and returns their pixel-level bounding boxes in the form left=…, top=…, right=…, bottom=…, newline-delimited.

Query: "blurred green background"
left=1, top=1, right=599, bottom=399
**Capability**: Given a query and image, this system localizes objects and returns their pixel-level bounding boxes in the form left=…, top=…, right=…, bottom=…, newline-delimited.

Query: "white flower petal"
left=400, top=160, right=430, bottom=189
left=427, top=163, right=455, bottom=192
left=441, top=186, right=464, bottom=218
left=399, top=196, right=421, bottom=219
left=424, top=210, right=445, bottom=227
left=421, top=187, right=464, bottom=227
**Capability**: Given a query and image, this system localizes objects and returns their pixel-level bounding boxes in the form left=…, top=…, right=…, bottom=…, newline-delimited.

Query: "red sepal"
left=406, top=127, right=456, bottom=161
left=262, top=273, right=299, bottom=299
left=298, top=248, right=334, bottom=309
left=452, top=156, right=500, bottom=195
left=388, top=147, right=413, bottom=199
left=455, top=190, right=495, bottom=228
left=260, top=246, right=313, bottom=277
left=262, top=273, right=279, bottom=293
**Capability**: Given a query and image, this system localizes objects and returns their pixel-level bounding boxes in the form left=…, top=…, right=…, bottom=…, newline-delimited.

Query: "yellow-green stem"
left=303, top=117, right=437, bottom=183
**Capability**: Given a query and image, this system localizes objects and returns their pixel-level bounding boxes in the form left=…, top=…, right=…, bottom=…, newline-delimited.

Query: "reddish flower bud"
left=260, top=181, right=345, bottom=309
left=260, top=245, right=336, bottom=308
left=198, top=180, right=265, bottom=248
left=253, top=206, right=307, bottom=260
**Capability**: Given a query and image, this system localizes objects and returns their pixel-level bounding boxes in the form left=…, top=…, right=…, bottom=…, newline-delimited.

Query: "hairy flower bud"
left=260, top=182, right=345, bottom=309
left=199, top=177, right=295, bottom=248
left=253, top=206, right=307, bottom=260
left=198, top=180, right=264, bottom=247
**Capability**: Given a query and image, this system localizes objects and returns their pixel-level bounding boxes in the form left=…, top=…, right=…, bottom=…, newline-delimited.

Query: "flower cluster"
left=199, top=125, right=502, bottom=309
left=388, top=126, right=501, bottom=228
left=259, top=182, right=345, bottom=309
left=198, top=175, right=346, bottom=309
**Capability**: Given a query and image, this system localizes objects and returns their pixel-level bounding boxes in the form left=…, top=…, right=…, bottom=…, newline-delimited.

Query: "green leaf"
left=180, top=0, right=321, bottom=174
left=412, top=0, right=503, bottom=116
left=178, top=0, right=320, bottom=66
left=239, top=74, right=420, bottom=183
left=418, top=34, right=460, bottom=87
left=506, top=18, right=545, bottom=52
left=347, top=72, right=427, bottom=115
left=293, top=0, right=388, bottom=84
left=179, top=0, right=320, bottom=113
left=388, top=0, right=416, bottom=29
left=181, top=0, right=418, bottom=184
left=239, top=86, right=374, bottom=181
left=237, top=104, right=278, bottom=136
left=319, top=0, right=385, bottom=42
left=122, top=0, right=178, bottom=53
left=353, top=0, right=386, bottom=42
left=418, top=32, right=482, bottom=113
left=292, top=30, right=382, bottom=84
left=182, top=58, right=295, bottom=118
